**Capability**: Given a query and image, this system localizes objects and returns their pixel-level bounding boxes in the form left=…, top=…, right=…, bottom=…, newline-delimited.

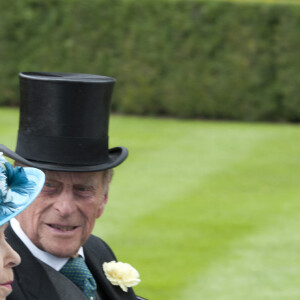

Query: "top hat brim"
left=0, top=144, right=128, bottom=172
left=0, top=167, right=45, bottom=226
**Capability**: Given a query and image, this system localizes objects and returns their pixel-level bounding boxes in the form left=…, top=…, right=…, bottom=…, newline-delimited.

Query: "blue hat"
left=0, top=152, right=45, bottom=226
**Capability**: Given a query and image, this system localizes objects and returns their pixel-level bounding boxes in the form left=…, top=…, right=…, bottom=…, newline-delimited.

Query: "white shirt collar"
left=10, top=218, right=84, bottom=271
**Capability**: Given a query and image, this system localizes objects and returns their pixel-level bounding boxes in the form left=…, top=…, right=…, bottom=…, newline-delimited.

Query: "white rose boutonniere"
left=103, top=260, right=141, bottom=292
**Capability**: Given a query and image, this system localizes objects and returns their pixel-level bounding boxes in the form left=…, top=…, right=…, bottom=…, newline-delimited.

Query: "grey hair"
left=102, top=168, right=114, bottom=194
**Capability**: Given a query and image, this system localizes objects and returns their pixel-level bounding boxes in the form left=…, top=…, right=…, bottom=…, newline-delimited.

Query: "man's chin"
left=39, top=226, right=83, bottom=257
left=40, top=241, right=81, bottom=258
left=46, top=247, right=80, bottom=258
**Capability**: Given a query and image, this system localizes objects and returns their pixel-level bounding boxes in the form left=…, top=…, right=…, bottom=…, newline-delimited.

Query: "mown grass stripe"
left=180, top=203, right=300, bottom=299
left=1, top=109, right=300, bottom=299
left=97, top=119, right=300, bottom=299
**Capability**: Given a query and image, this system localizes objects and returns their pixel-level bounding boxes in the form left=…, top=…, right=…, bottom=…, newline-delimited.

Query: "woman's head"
left=0, top=153, right=45, bottom=299
left=0, top=223, right=20, bottom=299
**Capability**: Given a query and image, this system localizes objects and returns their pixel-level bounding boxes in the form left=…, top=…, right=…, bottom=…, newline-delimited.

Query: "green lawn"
left=1, top=107, right=300, bottom=299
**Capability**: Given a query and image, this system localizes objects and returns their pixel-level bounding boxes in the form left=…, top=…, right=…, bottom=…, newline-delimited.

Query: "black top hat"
left=0, top=72, right=128, bottom=172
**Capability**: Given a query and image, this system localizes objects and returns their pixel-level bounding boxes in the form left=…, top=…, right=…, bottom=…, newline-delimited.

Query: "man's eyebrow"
left=44, top=177, right=60, bottom=182
left=74, top=183, right=97, bottom=190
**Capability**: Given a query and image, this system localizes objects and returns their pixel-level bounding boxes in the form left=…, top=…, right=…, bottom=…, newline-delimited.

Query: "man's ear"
left=96, top=192, right=108, bottom=218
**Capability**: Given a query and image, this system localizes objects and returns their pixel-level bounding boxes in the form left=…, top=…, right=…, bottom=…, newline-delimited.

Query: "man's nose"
left=53, top=190, right=76, bottom=217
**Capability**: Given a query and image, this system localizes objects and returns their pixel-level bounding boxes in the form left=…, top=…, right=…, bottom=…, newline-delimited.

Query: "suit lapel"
left=5, top=225, right=60, bottom=300
left=84, top=236, right=138, bottom=300
left=39, top=260, right=87, bottom=300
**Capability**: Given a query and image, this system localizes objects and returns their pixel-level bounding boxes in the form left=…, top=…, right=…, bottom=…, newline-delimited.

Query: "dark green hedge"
left=0, top=0, right=300, bottom=121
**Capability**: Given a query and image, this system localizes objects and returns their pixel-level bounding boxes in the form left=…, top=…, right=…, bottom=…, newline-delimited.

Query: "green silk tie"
left=60, top=256, right=97, bottom=300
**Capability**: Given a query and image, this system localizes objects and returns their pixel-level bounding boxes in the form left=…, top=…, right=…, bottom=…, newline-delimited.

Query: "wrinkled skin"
left=16, top=171, right=109, bottom=258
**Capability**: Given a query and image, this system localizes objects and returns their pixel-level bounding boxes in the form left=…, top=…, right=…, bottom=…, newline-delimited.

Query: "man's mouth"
left=48, top=224, right=78, bottom=231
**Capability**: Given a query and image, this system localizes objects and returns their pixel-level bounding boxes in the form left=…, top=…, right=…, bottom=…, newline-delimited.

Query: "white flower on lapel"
left=103, top=260, right=141, bottom=292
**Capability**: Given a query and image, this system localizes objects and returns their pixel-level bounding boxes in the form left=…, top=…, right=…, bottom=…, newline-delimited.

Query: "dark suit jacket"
left=5, top=225, right=145, bottom=300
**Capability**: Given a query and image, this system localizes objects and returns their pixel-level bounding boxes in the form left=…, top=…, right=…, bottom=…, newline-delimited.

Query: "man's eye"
left=76, top=186, right=90, bottom=192
left=75, top=185, right=94, bottom=196
left=43, top=182, right=58, bottom=192
left=78, top=187, right=87, bottom=192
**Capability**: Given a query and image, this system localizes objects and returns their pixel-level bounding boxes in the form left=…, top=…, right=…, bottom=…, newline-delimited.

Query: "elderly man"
left=0, top=72, right=145, bottom=300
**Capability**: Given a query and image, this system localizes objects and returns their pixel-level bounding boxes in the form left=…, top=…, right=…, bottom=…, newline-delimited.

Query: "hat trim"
left=0, top=144, right=128, bottom=172
left=16, top=131, right=109, bottom=166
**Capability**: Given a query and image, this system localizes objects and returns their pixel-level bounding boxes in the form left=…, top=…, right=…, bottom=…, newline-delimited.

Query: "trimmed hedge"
left=0, top=0, right=300, bottom=121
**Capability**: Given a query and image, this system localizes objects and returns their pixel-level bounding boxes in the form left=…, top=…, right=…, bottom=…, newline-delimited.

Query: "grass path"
left=1, top=108, right=300, bottom=299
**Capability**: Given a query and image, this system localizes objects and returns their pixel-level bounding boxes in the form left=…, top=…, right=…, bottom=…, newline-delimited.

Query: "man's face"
left=16, top=171, right=108, bottom=258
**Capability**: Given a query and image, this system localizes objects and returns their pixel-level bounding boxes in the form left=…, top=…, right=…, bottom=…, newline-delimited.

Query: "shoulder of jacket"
left=85, top=234, right=117, bottom=259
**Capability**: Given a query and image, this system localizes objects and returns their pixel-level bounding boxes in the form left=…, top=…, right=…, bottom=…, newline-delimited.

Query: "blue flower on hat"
left=0, top=153, right=36, bottom=215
